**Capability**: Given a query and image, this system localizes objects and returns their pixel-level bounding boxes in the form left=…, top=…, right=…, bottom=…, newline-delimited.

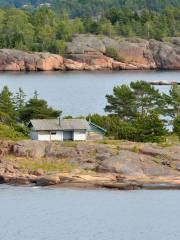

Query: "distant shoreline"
left=0, top=35, right=180, bottom=72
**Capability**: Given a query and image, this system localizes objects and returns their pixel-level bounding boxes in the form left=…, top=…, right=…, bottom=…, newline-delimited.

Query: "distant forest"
left=0, top=1, right=179, bottom=54
left=0, top=0, right=180, bottom=16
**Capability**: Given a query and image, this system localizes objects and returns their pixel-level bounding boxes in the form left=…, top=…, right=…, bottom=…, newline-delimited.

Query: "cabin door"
left=63, top=131, right=73, bottom=141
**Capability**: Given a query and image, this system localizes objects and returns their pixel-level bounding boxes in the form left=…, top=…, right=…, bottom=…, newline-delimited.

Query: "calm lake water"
left=0, top=185, right=180, bottom=240
left=0, top=70, right=179, bottom=115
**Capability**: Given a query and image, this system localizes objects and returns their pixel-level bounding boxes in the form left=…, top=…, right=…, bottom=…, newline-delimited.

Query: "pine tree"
left=105, top=84, right=136, bottom=120
left=0, top=86, right=16, bottom=121
left=14, top=88, right=26, bottom=111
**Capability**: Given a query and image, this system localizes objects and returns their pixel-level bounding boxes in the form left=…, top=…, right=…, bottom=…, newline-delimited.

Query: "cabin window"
left=51, top=132, right=57, bottom=135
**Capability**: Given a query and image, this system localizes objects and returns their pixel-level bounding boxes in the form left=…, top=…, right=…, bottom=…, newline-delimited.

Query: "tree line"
left=0, top=81, right=179, bottom=142
left=88, top=81, right=180, bottom=142
left=1, top=0, right=180, bottom=16
left=0, top=6, right=179, bottom=55
left=0, top=86, right=60, bottom=139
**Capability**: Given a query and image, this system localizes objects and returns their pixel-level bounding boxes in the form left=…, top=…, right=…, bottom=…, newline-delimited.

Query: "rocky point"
left=0, top=140, right=180, bottom=190
left=0, top=35, right=179, bottom=71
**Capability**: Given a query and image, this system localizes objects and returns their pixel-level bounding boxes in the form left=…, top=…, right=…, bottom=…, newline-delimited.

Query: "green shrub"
left=0, top=123, right=27, bottom=141
left=173, top=115, right=180, bottom=139
left=13, top=124, right=29, bottom=136
left=133, top=113, right=167, bottom=143
left=87, top=114, right=136, bottom=141
left=106, top=47, right=125, bottom=62
left=88, top=113, right=166, bottom=143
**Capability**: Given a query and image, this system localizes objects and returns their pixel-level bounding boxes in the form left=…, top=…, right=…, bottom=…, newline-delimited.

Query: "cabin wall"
left=31, top=131, right=63, bottom=141
left=50, top=131, right=63, bottom=141
left=30, top=129, right=103, bottom=141
left=37, top=131, right=51, bottom=141
left=73, top=130, right=87, bottom=141
left=29, top=131, right=39, bottom=140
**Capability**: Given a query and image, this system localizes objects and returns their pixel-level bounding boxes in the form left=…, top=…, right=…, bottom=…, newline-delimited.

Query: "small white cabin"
left=28, top=118, right=106, bottom=141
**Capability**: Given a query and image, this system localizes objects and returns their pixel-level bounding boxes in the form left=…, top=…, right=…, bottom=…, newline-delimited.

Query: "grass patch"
left=95, top=139, right=121, bottom=145
left=131, top=145, right=140, bottom=153
left=61, top=141, right=78, bottom=148
left=21, top=161, right=76, bottom=172
left=106, top=47, right=125, bottom=62
left=158, top=134, right=180, bottom=147
left=5, top=155, right=77, bottom=172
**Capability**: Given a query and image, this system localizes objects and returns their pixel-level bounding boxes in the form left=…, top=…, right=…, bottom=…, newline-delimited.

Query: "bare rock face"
left=0, top=35, right=179, bottom=71
left=97, top=150, right=177, bottom=177
left=149, top=39, right=180, bottom=69
left=1, top=140, right=180, bottom=188
left=64, top=58, right=87, bottom=70
left=13, top=140, right=48, bottom=158
left=0, top=49, right=64, bottom=71
left=66, top=34, right=180, bottom=70
left=0, top=141, right=13, bottom=157
left=67, top=34, right=156, bottom=70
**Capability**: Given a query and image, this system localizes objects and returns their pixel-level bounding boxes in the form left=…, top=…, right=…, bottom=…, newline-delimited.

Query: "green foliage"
left=130, top=81, right=163, bottom=115
left=0, top=4, right=178, bottom=53
left=14, top=88, right=26, bottom=113
left=162, top=84, right=180, bottom=118
left=13, top=124, right=29, bottom=136
left=105, top=84, right=136, bottom=120
left=2, top=8, right=34, bottom=50
left=1, top=0, right=180, bottom=13
left=0, top=86, right=62, bottom=139
left=105, top=81, right=164, bottom=119
left=106, top=47, right=125, bottom=62
left=97, top=19, right=115, bottom=37
left=102, top=80, right=180, bottom=142
left=88, top=113, right=166, bottom=143
left=133, top=113, right=167, bottom=142
left=0, top=111, right=14, bottom=125
left=0, top=123, right=27, bottom=140
left=19, top=97, right=61, bottom=123
left=88, top=114, right=136, bottom=140
left=5, top=155, right=77, bottom=172
left=173, top=115, right=180, bottom=139
left=0, top=86, right=16, bottom=121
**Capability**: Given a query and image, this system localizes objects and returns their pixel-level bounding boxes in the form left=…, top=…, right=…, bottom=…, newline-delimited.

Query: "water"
left=0, top=70, right=179, bottom=116
left=0, top=185, right=180, bottom=240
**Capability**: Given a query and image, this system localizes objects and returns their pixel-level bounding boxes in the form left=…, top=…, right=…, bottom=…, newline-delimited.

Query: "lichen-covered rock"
left=0, top=35, right=179, bottom=71
left=66, top=34, right=180, bottom=70
left=98, top=150, right=178, bottom=176
left=0, top=49, right=64, bottom=71
left=149, top=39, right=180, bottom=69
left=13, top=140, right=48, bottom=158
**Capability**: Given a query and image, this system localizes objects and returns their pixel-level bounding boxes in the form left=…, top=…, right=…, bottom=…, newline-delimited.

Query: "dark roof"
left=29, top=118, right=90, bottom=131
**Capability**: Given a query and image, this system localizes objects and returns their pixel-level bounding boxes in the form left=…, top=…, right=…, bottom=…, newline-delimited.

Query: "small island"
left=0, top=81, right=179, bottom=190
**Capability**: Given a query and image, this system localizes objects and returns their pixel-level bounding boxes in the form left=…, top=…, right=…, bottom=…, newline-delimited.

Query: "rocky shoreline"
left=0, top=140, right=180, bottom=190
left=0, top=35, right=180, bottom=71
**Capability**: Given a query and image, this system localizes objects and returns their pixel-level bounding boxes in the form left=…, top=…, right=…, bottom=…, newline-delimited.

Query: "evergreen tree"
left=14, top=87, right=26, bottom=111
left=130, top=81, right=163, bottom=116
left=105, top=81, right=164, bottom=120
left=105, top=84, right=136, bottom=120
left=169, top=84, right=180, bottom=117
left=173, top=115, right=180, bottom=139
left=133, top=112, right=167, bottom=142
left=19, top=97, right=61, bottom=123
left=0, top=86, right=16, bottom=122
